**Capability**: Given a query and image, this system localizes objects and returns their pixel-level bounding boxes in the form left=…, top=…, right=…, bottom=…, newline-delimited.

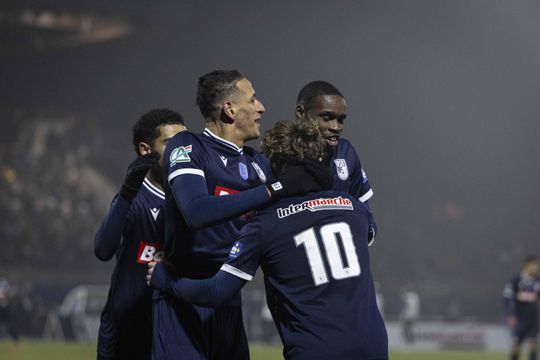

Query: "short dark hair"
left=524, top=255, right=540, bottom=264
left=196, top=70, right=244, bottom=120
left=296, top=80, right=344, bottom=109
left=132, top=109, right=184, bottom=154
left=261, top=119, right=325, bottom=175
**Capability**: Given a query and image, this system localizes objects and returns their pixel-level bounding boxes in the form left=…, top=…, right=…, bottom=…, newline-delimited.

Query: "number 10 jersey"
left=220, top=190, right=388, bottom=360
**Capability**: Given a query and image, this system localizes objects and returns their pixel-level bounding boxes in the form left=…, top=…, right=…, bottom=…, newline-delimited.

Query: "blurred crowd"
left=0, top=109, right=106, bottom=271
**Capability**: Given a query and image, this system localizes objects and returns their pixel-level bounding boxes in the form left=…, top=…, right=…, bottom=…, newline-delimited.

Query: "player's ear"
left=138, top=142, right=152, bottom=155
left=223, top=101, right=235, bottom=120
left=295, top=105, right=305, bottom=120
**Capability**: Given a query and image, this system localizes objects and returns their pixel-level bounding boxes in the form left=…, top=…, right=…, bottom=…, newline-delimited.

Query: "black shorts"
left=514, top=319, right=539, bottom=342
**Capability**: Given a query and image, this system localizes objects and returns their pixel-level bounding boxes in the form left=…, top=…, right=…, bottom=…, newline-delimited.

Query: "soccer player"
left=148, top=119, right=389, bottom=360
left=154, top=70, right=329, bottom=360
left=295, top=81, right=377, bottom=244
left=94, top=109, right=186, bottom=360
left=503, top=256, right=540, bottom=360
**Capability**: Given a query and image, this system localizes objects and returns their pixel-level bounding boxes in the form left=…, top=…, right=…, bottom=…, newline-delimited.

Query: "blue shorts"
left=152, top=293, right=249, bottom=360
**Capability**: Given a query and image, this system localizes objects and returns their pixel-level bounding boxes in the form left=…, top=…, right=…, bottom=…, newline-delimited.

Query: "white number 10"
left=294, top=222, right=361, bottom=286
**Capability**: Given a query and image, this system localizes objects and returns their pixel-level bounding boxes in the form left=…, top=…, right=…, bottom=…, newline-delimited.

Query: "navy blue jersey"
left=96, top=178, right=165, bottom=359
left=220, top=190, right=388, bottom=360
left=163, top=128, right=271, bottom=278
left=503, top=274, right=540, bottom=321
left=331, top=138, right=373, bottom=203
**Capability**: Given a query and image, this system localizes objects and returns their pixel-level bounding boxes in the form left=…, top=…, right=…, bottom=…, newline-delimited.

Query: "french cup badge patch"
left=239, top=162, right=249, bottom=180
left=170, top=145, right=192, bottom=166
left=334, top=159, right=349, bottom=180
left=229, top=241, right=243, bottom=259
left=251, top=162, right=267, bottom=183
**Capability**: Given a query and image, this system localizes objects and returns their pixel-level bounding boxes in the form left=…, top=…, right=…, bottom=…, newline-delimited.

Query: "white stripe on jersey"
left=203, top=128, right=244, bottom=153
left=220, top=264, right=253, bottom=281
left=359, top=188, right=374, bottom=203
left=143, top=178, right=165, bottom=200
left=168, top=168, right=205, bottom=184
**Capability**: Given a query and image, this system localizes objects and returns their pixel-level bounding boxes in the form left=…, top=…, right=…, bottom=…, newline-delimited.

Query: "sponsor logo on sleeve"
left=229, top=241, right=243, bottom=259
left=251, top=162, right=267, bottom=183
left=334, top=159, right=349, bottom=180
left=169, top=145, right=193, bottom=166
left=137, top=241, right=164, bottom=264
left=276, top=196, right=354, bottom=218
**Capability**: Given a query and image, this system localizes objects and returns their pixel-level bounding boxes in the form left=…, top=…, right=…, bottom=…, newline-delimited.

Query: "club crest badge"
left=239, top=162, right=249, bottom=180
left=251, top=162, right=267, bottom=183
left=170, top=145, right=192, bottom=166
left=334, top=159, right=349, bottom=180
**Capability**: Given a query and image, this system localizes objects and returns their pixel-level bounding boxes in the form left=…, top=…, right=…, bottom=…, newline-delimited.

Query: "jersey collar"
left=203, top=128, right=244, bottom=154
left=142, top=177, right=165, bottom=200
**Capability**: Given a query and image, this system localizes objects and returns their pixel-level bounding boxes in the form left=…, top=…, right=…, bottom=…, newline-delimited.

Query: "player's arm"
left=148, top=263, right=246, bottom=307
left=94, top=195, right=132, bottom=261
left=502, top=280, right=517, bottom=327
left=169, top=161, right=327, bottom=230
left=347, top=146, right=377, bottom=245
left=94, top=154, right=159, bottom=261
left=170, top=174, right=270, bottom=229
left=147, top=218, right=262, bottom=306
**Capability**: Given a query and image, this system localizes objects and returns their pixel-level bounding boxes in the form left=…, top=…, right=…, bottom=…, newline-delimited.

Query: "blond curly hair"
left=261, top=119, right=326, bottom=174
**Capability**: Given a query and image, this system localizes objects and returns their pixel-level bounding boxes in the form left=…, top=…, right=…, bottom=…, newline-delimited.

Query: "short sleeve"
left=346, top=141, right=373, bottom=202
left=220, top=218, right=263, bottom=281
left=164, top=132, right=206, bottom=185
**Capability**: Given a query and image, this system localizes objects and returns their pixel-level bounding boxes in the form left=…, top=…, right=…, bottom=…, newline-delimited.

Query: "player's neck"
left=147, top=169, right=164, bottom=191
left=205, top=122, right=244, bottom=148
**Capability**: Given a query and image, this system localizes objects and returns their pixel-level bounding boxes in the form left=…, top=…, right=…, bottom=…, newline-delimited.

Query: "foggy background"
left=1, top=0, right=539, bottom=327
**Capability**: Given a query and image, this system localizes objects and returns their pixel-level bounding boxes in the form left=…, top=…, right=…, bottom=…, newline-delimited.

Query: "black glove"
left=302, top=157, right=333, bottom=190
left=267, top=160, right=325, bottom=200
left=120, top=153, right=160, bottom=199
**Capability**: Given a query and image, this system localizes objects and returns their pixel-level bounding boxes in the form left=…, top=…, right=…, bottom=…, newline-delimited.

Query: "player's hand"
left=120, top=153, right=160, bottom=199
left=302, top=157, right=333, bottom=190
left=146, top=261, right=158, bottom=287
left=507, top=316, right=517, bottom=329
left=267, top=159, right=331, bottom=200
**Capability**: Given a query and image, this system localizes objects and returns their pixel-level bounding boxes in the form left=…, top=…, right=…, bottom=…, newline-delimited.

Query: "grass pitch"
left=0, top=340, right=509, bottom=359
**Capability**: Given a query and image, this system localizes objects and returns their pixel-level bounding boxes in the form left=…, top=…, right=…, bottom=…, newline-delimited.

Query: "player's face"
left=231, top=78, right=265, bottom=143
left=152, top=123, right=187, bottom=168
left=299, top=95, right=347, bottom=148
left=526, top=261, right=540, bottom=277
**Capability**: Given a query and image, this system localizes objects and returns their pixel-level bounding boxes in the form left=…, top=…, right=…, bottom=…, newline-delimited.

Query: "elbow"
left=94, top=247, right=114, bottom=261
left=94, top=238, right=115, bottom=261
left=180, top=205, right=207, bottom=230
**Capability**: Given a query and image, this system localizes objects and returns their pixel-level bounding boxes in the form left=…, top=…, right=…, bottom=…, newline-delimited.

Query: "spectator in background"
left=0, top=278, right=21, bottom=348
left=400, top=284, right=420, bottom=344
left=503, top=256, right=540, bottom=360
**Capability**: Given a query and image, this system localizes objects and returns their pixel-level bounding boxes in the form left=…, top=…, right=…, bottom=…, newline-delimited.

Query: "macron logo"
left=150, top=208, right=160, bottom=221
left=276, top=196, right=354, bottom=218
left=219, top=155, right=228, bottom=167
